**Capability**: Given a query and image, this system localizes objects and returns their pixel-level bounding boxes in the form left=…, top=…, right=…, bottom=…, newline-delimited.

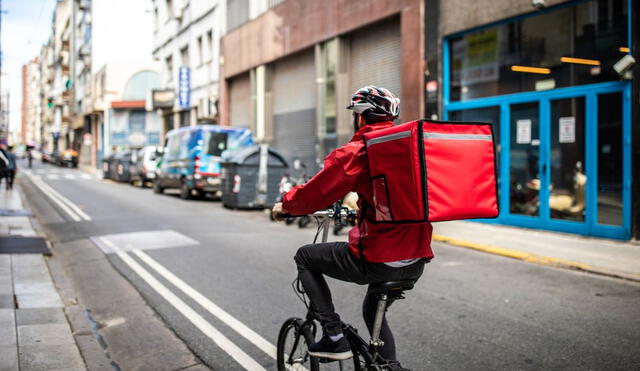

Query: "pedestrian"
left=4, top=146, right=17, bottom=190
left=27, top=148, right=33, bottom=169
left=0, top=146, right=9, bottom=189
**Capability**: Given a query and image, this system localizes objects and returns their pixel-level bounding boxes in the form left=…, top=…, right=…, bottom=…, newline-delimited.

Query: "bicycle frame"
left=295, top=206, right=392, bottom=370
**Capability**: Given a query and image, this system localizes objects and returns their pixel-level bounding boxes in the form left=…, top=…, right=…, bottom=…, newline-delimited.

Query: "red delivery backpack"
left=363, top=120, right=499, bottom=223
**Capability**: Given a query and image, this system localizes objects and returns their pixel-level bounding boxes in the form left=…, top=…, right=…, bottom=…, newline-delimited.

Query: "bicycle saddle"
left=367, top=280, right=415, bottom=294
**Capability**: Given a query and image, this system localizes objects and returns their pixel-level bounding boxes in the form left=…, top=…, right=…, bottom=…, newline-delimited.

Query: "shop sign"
left=178, top=67, right=190, bottom=110
left=559, top=117, right=575, bottom=144
left=516, top=119, right=532, bottom=144
left=152, top=89, right=176, bottom=109
left=83, top=133, right=92, bottom=146
left=461, top=29, right=500, bottom=85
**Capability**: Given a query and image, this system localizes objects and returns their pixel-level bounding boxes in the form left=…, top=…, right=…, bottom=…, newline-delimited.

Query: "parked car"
left=41, top=150, right=53, bottom=163
left=59, top=149, right=78, bottom=167
left=112, top=151, right=133, bottom=183
left=130, top=146, right=162, bottom=187
left=153, top=125, right=254, bottom=199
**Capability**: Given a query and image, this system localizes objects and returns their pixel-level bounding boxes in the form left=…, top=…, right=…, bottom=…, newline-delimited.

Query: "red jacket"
left=282, top=122, right=434, bottom=263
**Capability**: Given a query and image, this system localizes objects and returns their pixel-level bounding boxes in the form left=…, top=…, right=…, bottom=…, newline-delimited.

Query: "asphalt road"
left=18, top=161, right=640, bottom=370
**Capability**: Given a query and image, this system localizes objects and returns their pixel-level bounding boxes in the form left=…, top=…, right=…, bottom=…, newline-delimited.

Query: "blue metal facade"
left=442, top=0, right=633, bottom=240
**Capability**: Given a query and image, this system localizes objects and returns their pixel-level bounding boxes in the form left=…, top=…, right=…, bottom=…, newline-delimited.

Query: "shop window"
left=448, top=0, right=628, bottom=101
left=597, top=92, right=623, bottom=226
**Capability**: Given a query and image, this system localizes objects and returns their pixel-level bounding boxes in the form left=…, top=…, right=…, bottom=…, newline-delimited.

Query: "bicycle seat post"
left=370, top=293, right=387, bottom=348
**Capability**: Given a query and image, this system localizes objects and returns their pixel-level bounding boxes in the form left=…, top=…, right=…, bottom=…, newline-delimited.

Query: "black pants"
left=294, top=242, right=426, bottom=360
left=5, top=170, right=15, bottom=189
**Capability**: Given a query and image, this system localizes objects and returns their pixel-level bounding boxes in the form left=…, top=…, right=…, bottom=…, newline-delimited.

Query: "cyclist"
left=272, top=86, right=433, bottom=370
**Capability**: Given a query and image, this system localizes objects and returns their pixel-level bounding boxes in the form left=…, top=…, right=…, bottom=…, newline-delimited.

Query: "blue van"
left=153, top=125, right=254, bottom=199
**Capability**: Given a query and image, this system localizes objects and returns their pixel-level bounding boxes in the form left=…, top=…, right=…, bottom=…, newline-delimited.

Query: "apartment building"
left=220, top=0, right=425, bottom=171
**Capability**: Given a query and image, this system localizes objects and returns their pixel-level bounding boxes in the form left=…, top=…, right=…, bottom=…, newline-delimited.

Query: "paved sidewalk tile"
left=16, top=308, right=67, bottom=326
left=15, top=292, right=63, bottom=309
left=18, top=324, right=75, bottom=346
left=0, top=309, right=16, bottom=347
left=0, top=345, right=19, bottom=371
left=18, top=344, right=85, bottom=371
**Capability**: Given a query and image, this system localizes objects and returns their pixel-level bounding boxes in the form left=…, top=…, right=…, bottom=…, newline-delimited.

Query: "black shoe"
left=386, top=360, right=412, bottom=371
left=307, top=335, right=353, bottom=360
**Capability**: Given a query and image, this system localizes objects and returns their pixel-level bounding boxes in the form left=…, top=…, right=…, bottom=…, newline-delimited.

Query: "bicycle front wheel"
left=277, top=317, right=319, bottom=371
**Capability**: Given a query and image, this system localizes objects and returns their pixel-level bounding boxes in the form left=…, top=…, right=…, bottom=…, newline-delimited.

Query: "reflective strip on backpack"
left=424, top=132, right=493, bottom=141
left=366, top=130, right=411, bottom=147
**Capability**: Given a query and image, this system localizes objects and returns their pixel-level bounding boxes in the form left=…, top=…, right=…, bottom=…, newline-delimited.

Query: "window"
left=204, top=132, right=228, bottom=156
left=165, top=55, right=173, bottom=83
left=197, top=36, right=203, bottom=66
left=153, top=8, right=159, bottom=31
left=320, top=39, right=338, bottom=136
left=207, top=30, right=213, bottom=63
left=448, top=0, right=629, bottom=101
left=180, top=45, right=189, bottom=68
left=165, top=0, right=174, bottom=21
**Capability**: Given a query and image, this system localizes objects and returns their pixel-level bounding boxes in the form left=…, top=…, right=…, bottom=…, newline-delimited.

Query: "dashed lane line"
left=46, top=174, right=60, bottom=180
left=132, top=249, right=277, bottom=359
left=97, top=238, right=266, bottom=371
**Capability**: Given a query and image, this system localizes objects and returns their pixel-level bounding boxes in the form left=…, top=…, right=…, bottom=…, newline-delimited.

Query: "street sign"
left=178, top=67, right=190, bottom=110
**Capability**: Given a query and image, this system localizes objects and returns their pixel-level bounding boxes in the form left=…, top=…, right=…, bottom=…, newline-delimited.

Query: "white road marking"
left=64, top=173, right=76, bottom=179
left=91, top=230, right=199, bottom=254
left=80, top=173, right=92, bottom=179
left=97, top=237, right=266, bottom=371
left=30, top=176, right=81, bottom=222
left=46, top=174, right=59, bottom=180
left=29, top=175, right=92, bottom=221
left=132, top=249, right=277, bottom=359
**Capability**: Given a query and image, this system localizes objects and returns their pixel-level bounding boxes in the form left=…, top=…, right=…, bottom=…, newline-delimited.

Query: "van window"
left=168, top=135, right=181, bottom=159
left=205, top=132, right=229, bottom=156
left=179, top=131, right=191, bottom=158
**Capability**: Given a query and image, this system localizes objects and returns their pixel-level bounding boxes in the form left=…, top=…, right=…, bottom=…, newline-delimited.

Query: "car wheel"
left=153, top=180, right=164, bottom=194
left=180, top=181, right=192, bottom=200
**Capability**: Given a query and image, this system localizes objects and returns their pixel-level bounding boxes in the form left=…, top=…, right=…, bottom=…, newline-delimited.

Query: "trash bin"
left=221, top=144, right=288, bottom=209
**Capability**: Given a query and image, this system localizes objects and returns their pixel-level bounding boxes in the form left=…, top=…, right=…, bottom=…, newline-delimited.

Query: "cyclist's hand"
left=272, top=202, right=288, bottom=222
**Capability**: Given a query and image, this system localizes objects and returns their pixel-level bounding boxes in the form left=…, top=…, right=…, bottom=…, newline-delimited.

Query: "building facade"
left=436, top=0, right=637, bottom=240
left=220, top=0, right=425, bottom=171
left=21, top=58, right=41, bottom=146
left=151, top=0, right=223, bottom=135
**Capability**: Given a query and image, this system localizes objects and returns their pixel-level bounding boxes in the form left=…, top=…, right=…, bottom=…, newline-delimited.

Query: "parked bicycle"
left=276, top=203, right=415, bottom=370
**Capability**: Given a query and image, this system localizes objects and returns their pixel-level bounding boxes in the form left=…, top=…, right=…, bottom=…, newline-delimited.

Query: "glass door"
left=548, top=97, right=586, bottom=224
left=508, top=103, right=541, bottom=218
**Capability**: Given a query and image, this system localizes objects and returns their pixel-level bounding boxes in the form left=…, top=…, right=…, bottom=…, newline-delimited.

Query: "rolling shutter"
left=271, top=49, right=317, bottom=171
left=229, top=73, right=251, bottom=128
left=349, top=18, right=402, bottom=102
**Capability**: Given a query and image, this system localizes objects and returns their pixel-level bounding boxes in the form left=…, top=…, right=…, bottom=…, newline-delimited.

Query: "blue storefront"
left=442, top=0, right=633, bottom=239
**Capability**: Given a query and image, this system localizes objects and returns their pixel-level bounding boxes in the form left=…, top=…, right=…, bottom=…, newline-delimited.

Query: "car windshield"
left=203, top=130, right=251, bottom=156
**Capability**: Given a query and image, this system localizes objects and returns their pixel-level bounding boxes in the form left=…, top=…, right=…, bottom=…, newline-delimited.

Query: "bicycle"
left=276, top=203, right=416, bottom=371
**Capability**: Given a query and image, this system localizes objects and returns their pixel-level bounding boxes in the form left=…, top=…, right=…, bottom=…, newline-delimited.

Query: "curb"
left=432, top=234, right=640, bottom=283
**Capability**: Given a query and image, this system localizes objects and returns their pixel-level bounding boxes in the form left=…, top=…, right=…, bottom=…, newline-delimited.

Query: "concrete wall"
left=440, top=0, right=570, bottom=36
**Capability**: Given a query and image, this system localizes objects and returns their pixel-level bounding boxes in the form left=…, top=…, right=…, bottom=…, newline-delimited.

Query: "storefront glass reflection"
left=449, top=0, right=628, bottom=102
left=550, top=97, right=586, bottom=222
left=509, top=103, right=539, bottom=216
left=597, top=93, right=623, bottom=226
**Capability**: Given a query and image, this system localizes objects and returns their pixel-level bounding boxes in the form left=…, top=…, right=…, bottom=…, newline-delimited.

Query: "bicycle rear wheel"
left=277, top=317, right=319, bottom=371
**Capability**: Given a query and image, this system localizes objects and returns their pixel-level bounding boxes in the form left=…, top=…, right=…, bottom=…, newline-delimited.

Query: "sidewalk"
left=433, top=221, right=640, bottom=282
left=0, top=187, right=86, bottom=371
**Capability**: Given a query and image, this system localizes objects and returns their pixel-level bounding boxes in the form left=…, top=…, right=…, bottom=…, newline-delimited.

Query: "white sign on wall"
left=516, top=119, right=532, bottom=144
left=559, top=117, right=576, bottom=144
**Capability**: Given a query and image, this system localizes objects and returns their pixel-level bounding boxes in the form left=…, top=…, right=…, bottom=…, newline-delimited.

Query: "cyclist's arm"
left=282, top=150, right=358, bottom=216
